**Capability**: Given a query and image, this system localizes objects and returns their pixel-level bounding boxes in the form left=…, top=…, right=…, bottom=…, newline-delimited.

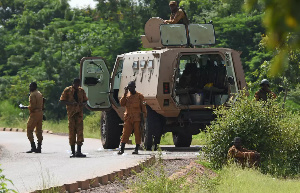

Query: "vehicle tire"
left=100, top=109, right=123, bottom=149
left=143, top=105, right=164, bottom=150
left=172, top=132, right=192, bottom=147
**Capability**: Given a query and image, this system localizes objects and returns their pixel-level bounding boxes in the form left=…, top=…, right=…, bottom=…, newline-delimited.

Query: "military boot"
left=35, top=142, right=42, bottom=153
left=118, top=143, right=125, bottom=155
left=75, top=145, right=86, bottom=158
left=132, top=144, right=140, bottom=154
left=70, top=145, right=76, bottom=158
left=26, top=142, right=36, bottom=153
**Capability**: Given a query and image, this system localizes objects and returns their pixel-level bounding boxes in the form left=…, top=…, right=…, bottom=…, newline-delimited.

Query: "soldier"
left=228, top=137, right=260, bottom=167
left=60, top=78, right=88, bottom=158
left=164, top=1, right=189, bottom=28
left=20, top=82, right=44, bottom=153
left=254, top=79, right=276, bottom=101
left=118, top=81, right=147, bottom=155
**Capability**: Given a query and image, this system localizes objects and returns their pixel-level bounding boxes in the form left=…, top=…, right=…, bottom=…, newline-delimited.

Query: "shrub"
left=203, top=92, right=300, bottom=177
left=0, top=167, right=16, bottom=193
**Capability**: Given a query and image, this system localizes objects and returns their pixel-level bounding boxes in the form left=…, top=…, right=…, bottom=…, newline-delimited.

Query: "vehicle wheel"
left=100, top=109, right=123, bottom=149
left=143, top=105, right=164, bottom=150
left=172, top=132, right=192, bottom=147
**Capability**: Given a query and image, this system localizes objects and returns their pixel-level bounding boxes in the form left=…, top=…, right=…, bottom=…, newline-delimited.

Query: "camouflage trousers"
left=27, top=111, right=43, bottom=143
left=68, top=112, right=84, bottom=145
left=121, top=118, right=141, bottom=144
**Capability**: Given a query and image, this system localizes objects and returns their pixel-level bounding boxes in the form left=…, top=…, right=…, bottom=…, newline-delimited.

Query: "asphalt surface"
left=0, top=131, right=201, bottom=193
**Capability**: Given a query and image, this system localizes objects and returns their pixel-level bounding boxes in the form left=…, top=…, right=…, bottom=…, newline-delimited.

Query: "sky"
left=69, top=0, right=97, bottom=8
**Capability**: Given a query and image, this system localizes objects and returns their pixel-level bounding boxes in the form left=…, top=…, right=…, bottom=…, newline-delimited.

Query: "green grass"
left=213, top=164, right=300, bottom=193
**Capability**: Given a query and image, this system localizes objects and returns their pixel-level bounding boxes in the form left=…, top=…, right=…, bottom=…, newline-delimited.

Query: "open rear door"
left=80, top=57, right=111, bottom=111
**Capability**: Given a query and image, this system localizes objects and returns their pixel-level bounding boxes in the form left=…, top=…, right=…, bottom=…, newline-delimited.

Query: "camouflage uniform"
left=60, top=86, right=88, bottom=146
left=120, top=92, right=147, bottom=144
left=254, top=89, right=276, bottom=101
left=27, top=90, right=44, bottom=143
left=228, top=145, right=260, bottom=167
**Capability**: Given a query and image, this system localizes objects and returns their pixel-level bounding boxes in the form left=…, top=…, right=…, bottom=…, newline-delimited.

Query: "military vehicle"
left=80, top=18, right=246, bottom=150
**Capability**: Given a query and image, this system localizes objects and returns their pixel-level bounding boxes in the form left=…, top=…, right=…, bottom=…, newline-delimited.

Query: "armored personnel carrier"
left=80, top=18, right=246, bottom=150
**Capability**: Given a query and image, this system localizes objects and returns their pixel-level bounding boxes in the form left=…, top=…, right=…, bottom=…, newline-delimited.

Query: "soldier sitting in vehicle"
left=177, top=63, right=198, bottom=104
left=178, top=63, right=198, bottom=89
left=228, top=137, right=260, bottom=167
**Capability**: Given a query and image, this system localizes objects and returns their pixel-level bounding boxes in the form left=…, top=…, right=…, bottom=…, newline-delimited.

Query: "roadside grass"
left=214, top=164, right=300, bottom=193
left=129, top=158, right=300, bottom=193
left=0, top=110, right=101, bottom=139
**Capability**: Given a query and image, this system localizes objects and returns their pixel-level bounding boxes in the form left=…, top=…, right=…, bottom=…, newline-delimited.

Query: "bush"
left=203, top=92, right=300, bottom=177
left=0, top=167, right=16, bottom=193
left=0, top=100, right=26, bottom=127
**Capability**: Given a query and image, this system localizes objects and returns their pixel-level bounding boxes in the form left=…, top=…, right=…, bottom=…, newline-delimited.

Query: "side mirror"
left=227, top=76, right=235, bottom=85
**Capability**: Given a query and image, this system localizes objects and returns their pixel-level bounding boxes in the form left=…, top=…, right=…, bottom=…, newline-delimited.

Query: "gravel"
left=88, top=158, right=196, bottom=193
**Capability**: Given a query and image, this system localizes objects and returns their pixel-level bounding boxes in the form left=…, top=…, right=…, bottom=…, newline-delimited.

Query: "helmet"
left=260, top=79, right=270, bottom=86
left=233, top=137, right=242, bottom=143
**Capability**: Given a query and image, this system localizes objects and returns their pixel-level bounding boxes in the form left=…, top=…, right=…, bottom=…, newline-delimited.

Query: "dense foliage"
left=204, top=94, right=300, bottom=177
left=0, top=0, right=299, bottom=120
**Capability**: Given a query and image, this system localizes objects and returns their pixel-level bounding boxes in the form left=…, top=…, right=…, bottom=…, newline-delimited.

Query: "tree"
left=246, top=0, right=300, bottom=76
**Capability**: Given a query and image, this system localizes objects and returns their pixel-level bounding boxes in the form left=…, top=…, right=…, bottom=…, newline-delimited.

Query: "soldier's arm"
left=80, top=89, right=88, bottom=106
left=254, top=91, right=260, bottom=101
left=271, top=92, right=276, bottom=99
left=120, top=96, right=127, bottom=107
left=140, top=94, right=147, bottom=118
left=28, top=94, right=36, bottom=111
left=165, top=10, right=185, bottom=24
left=120, top=88, right=128, bottom=106
left=59, top=87, right=75, bottom=105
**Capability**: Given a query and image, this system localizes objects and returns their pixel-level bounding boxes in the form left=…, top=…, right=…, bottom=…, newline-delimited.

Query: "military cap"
left=169, top=1, right=177, bottom=6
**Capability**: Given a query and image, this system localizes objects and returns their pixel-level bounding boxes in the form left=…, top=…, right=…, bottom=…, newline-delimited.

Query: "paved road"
left=0, top=131, right=201, bottom=193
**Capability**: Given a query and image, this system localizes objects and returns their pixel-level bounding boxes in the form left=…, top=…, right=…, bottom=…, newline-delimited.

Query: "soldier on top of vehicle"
left=254, top=79, right=276, bottom=101
left=164, top=1, right=189, bottom=28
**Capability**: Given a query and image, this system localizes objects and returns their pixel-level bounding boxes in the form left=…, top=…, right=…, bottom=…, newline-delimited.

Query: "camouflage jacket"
left=120, top=91, right=147, bottom=122
left=60, top=86, right=88, bottom=117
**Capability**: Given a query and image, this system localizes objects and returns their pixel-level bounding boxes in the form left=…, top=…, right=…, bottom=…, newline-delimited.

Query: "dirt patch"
left=89, top=158, right=214, bottom=193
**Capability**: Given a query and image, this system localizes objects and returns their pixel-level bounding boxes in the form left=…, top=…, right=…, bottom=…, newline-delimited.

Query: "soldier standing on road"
left=228, top=137, right=260, bottom=167
left=164, top=1, right=189, bottom=28
left=255, top=79, right=276, bottom=101
left=60, top=78, right=88, bottom=158
left=118, top=81, right=147, bottom=155
left=20, top=82, right=44, bottom=153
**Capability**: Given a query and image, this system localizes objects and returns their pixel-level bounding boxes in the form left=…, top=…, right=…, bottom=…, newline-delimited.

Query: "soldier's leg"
left=118, top=119, right=133, bottom=155
left=68, top=115, right=76, bottom=157
left=132, top=121, right=141, bottom=154
left=75, top=113, right=86, bottom=158
left=35, top=112, right=43, bottom=153
left=26, top=114, right=37, bottom=153
left=120, top=119, right=134, bottom=144
left=75, top=113, right=84, bottom=146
